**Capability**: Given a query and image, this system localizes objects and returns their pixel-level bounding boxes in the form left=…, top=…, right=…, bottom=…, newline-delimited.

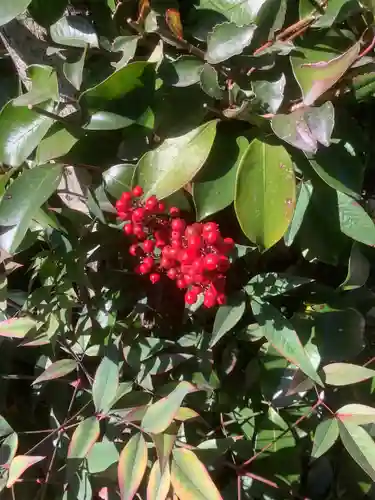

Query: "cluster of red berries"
left=115, top=186, right=234, bottom=308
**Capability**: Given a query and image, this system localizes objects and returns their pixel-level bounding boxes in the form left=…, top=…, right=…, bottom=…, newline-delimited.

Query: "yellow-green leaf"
left=118, top=433, right=148, bottom=500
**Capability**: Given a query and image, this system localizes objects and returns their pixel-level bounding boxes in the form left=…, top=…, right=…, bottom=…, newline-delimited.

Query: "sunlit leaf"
left=312, top=419, right=339, bottom=458
left=147, top=460, right=170, bottom=500
left=339, top=421, right=375, bottom=481
left=118, top=433, right=148, bottom=500
left=323, top=363, right=375, bottom=386
left=6, top=455, right=45, bottom=487
left=32, top=359, right=78, bottom=385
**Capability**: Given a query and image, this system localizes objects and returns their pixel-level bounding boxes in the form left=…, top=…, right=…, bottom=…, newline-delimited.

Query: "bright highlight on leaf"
left=118, top=433, right=148, bottom=500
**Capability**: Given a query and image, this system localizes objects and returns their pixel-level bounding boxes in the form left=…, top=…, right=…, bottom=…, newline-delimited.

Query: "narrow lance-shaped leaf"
left=322, top=363, right=375, bottom=386
left=336, top=403, right=375, bottom=425
left=147, top=460, right=171, bottom=500
left=92, top=346, right=119, bottom=414
left=6, top=456, right=45, bottom=488
left=0, top=317, right=37, bottom=339
left=118, top=433, right=148, bottom=500
left=210, top=291, right=246, bottom=347
left=67, top=417, right=100, bottom=460
left=32, top=359, right=78, bottom=385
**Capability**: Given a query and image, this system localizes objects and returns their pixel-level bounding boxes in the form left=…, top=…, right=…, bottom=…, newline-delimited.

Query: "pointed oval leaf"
left=147, top=460, right=171, bottom=500
left=141, top=381, right=196, bottom=434
left=312, top=419, right=339, bottom=459
left=163, top=56, right=204, bottom=87
left=337, top=404, right=375, bottom=425
left=84, top=111, right=135, bottom=131
left=6, top=455, right=45, bottom=487
left=200, top=64, right=224, bottom=100
left=337, top=192, right=375, bottom=246
left=323, top=363, right=375, bottom=386
left=13, top=65, right=59, bottom=107
left=67, top=417, right=100, bottom=459
left=36, top=127, right=79, bottom=164
left=206, top=23, right=256, bottom=64
left=246, top=272, right=313, bottom=298
left=92, top=348, right=119, bottom=414
left=0, top=317, right=37, bottom=339
left=0, top=164, right=63, bottom=253
left=151, top=422, right=178, bottom=470
left=112, top=36, right=140, bottom=70
left=50, top=16, right=98, bottom=48
left=210, top=291, right=246, bottom=347
left=251, top=298, right=323, bottom=385
left=165, top=8, right=183, bottom=39
left=339, top=421, right=375, bottom=481
left=118, top=433, right=148, bottom=500
left=32, top=359, right=78, bottom=385
left=171, top=449, right=222, bottom=500
left=235, top=138, right=296, bottom=250
left=284, top=180, right=312, bottom=246
left=252, top=74, right=286, bottom=114
left=0, top=0, right=32, bottom=26
left=134, top=120, right=217, bottom=200
left=103, top=164, right=135, bottom=199
left=340, top=243, right=370, bottom=291
left=63, top=47, right=87, bottom=90
left=87, top=441, right=119, bottom=474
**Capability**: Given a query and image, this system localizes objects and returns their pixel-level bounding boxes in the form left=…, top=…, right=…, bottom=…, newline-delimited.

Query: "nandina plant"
left=0, top=0, right=374, bottom=499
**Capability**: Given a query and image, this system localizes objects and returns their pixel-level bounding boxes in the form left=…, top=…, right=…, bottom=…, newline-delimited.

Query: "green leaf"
left=339, top=421, right=375, bottom=482
left=87, top=441, right=119, bottom=474
left=0, top=433, right=18, bottom=467
left=92, top=346, right=119, bottom=414
left=206, top=22, right=256, bottom=64
left=135, top=120, right=217, bottom=200
left=193, top=132, right=249, bottom=220
left=6, top=456, right=45, bottom=488
left=0, top=164, right=62, bottom=253
left=163, top=56, right=204, bottom=87
left=196, top=0, right=267, bottom=25
left=144, top=353, right=193, bottom=375
left=103, top=164, right=135, bottom=198
left=147, top=461, right=171, bottom=500
left=84, top=111, right=135, bottom=131
left=322, top=363, right=375, bottom=386
left=340, top=243, right=370, bottom=290
left=235, top=138, right=296, bottom=250
left=112, top=36, right=140, bottom=70
left=337, top=404, right=375, bottom=425
left=313, top=0, right=360, bottom=28
left=0, top=317, right=36, bottom=338
left=312, top=419, right=339, bottom=458
left=0, top=0, right=32, bottom=26
left=118, top=433, right=148, bottom=500
left=251, top=298, right=323, bottom=385
left=67, top=417, right=100, bottom=460
left=200, top=64, right=224, bottom=100
left=210, top=291, right=246, bottom=347
left=50, top=15, right=98, bottom=48
left=63, top=47, right=87, bottom=90
left=141, top=381, right=196, bottom=434
left=252, top=74, right=286, bottom=114
left=246, top=272, right=313, bottom=297
left=284, top=180, right=312, bottom=246
left=13, top=65, right=59, bottom=106
left=337, top=192, right=375, bottom=246
left=171, top=448, right=222, bottom=500
left=291, top=40, right=360, bottom=105
left=32, top=359, right=78, bottom=385
left=0, top=101, right=55, bottom=167
left=35, top=126, right=79, bottom=164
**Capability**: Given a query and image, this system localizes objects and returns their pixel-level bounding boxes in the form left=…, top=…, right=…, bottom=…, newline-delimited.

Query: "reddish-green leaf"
left=67, top=417, right=100, bottom=460
left=6, top=455, right=45, bottom=487
left=152, top=423, right=178, bottom=470
left=337, top=404, right=375, bottom=425
left=0, top=317, right=37, bottom=339
left=339, top=421, right=375, bottom=481
left=165, top=8, right=183, bottom=40
left=323, top=363, right=375, bottom=386
left=312, top=419, right=339, bottom=458
left=142, top=382, right=196, bottom=434
left=171, top=449, right=222, bottom=500
left=118, top=433, right=148, bottom=500
left=147, top=460, right=171, bottom=500
left=32, top=359, right=78, bottom=385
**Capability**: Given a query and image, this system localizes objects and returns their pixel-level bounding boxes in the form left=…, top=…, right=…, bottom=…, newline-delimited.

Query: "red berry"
left=176, top=278, right=187, bottom=289
left=203, top=222, right=218, bottom=234
left=155, top=239, right=167, bottom=248
left=143, top=239, right=155, bottom=253
left=171, top=231, right=182, bottom=242
left=203, top=253, right=220, bottom=271
left=169, top=206, right=180, bottom=217
left=129, top=244, right=139, bottom=256
left=187, top=235, right=202, bottom=250
left=185, top=223, right=202, bottom=238
left=184, top=274, right=194, bottom=285
left=134, top=265, right=142, bottom=274
left=132, top=185, right=143, bottom=197
left=122, top=191, right=132, bottom=202
left=143, top=256, right=154, bottom=268
left=157, top=202, right=166, bottom=212
left=123, top=223, right=134, bottom=235
left=133, top=225, right=146, bottom=240
left=160, top=257, right=173, bottom=269
left=193, top=273, right=205, bottom=284
left=167, top=268, right=178, bottom=280
left=191, top=285, right=201, bottom=295
left=116, top=199, right=125, bottom=212
left=171, top=219, right=185, bottom=232
left=204, top=230, right=219, bottom=244
left=217, top=293, right=226, bottom=305
left=132, top=207, right=145, bottom=223
left=150, top=273, right=160, bottom=284
left=139, top=263, right=150, bottom=274
left=192, top=258, right=203, bottom=273
left=145, top=196, right=158, bottom=211
left=223, top=237, right=234, bottom=250
left=118, top=211, right=131, bottom=220
left=185, top=290, right=198, bottom=305
left=204, top=295, right=216, bottom=308
left=171, top=239, right=182, bottom=249
left=168, top=247, right=179, bottom=259
left=203, top=287, right=217, bottom=308
left=217, top=255, right=230, bottom=272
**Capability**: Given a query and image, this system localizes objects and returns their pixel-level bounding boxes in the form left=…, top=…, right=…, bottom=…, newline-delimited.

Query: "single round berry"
left=149, top=273, right=160, bottom=284
left=157, top=202, right=166, bottom=212
left=184, top=274, right=194, bottom=286
left=168, top=247, right=179, bottom=259
left=143, top=239, right=155, bottom=253
left=171, top=239, right=182, bottom=249
left=133, top=225, right=146, bottom=240
left=217, top=255, right=230, bottom=272
left=223, top=237, right=234, bottom=250
left=160, top=257, right=173, bottom=269
left=145, top=196, right=158, bottom=211
left=193, top=273, right=205, bottom=284
left=116, top=199, right=125, bottom=212
left=191, top=258, right=203, bottom=273
left=169, top=206, right=180, bottom=217
left=122, top=191, right=132, bottom=202
left=171, top=218, right=185, bottom=232
left=132, top=207, right=145, bottom=223
left=123, top=223, right=134, bottom=235
left=203, top=253, right=220, bottom=271
left=185, top=223, right=202, bottom=238
left=139, top=263, right=151, bottom=274
left=204, top=230, right=219, bottom=244
left=132, top=185, right=143, bottom=197
left=185, top=290, right=198, bottom=305
left=203, top=287, right=217, bottom=308
left=176, top=278, right=187, bottom=289
left=167, top=268, right=178, bottom=280
left=143, top=256, right=154, bottom=268
left=187, top=235, right=202, bottom=250
left=203, top=222, right=218, bottom=234
left=129, top=244, right=139, bottom=256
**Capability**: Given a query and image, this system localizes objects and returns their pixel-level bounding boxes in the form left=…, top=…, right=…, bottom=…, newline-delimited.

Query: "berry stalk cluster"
left=115, top=186, right=234, bottom=308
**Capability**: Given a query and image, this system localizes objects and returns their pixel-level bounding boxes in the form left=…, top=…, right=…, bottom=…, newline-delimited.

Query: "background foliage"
left=0, top=0, right=375, bottom=498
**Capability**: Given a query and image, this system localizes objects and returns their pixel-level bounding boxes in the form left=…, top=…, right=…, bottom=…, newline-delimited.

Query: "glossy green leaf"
left=252, top=74, right=286, bottom=114
left=200, top=64, right=224, bottom=99
left=171, top=448, right=222, bottom=500
left=0, top=317, right=37, bottom=338
left=63, top=47, right=87, bottom=90
left=92, top=347, right=119, bottom=414
left=141, top=381, right=196, bottom=434
left=0, top=101, right=55, bottom=167
left=35, top=127, right=79, bottom=164
left=246, top=272, right=313, bottom=297
left=196, top=0, right=267, bottom=25
left=312, top=419, right=339, bottom=458
left=206, top=23, right=256, bottom=64
left=135, top=120, right=217, bottom=200
left=0, top=164, right=62, bottom=253
left=291, top=40, right=360, bottom=105
left=235, top=138, right=296, bottom=250
left=6, top=455, right=45, bottom=487
left=84, top=111, right=135, bottom=131
left=87, top=441, right=119, bottom=474
left=0, top=0, right=32, bottom=26
left=50, top=15, right=98, bottom=48
left=340, top=243, right=370, bottom=290
left=337, top=404, right=375, bottom=425
left=323, top=363, right=375, bottom=386
left=67, top=417, right=100, bottom=460
left=103, top=164, right=135, bottom=199
left=112, top=36, right=140, bottom=70
left=13, top=65, right=59, bottom=106
left=144, top=353, right=193, bottom=375
left=193, top=132, right=248, bottom=220
left=339, top=421, right=375, bottom=481
left=314, top=0, right=360, bottom=28
left=210, top=291, right=246, bottom=347
left=337, top=192, right=375, bottom=246
left=251, top=298, right=323, bottom=385
left=284, top=180, right=312, bottom=246
left=32, top=359, right=78, bottom=385
left=163, top=56, right=204, bottom=87
left=147, top=460, right=170, bottom=500
left=118, top=433, right=148, bottom=500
